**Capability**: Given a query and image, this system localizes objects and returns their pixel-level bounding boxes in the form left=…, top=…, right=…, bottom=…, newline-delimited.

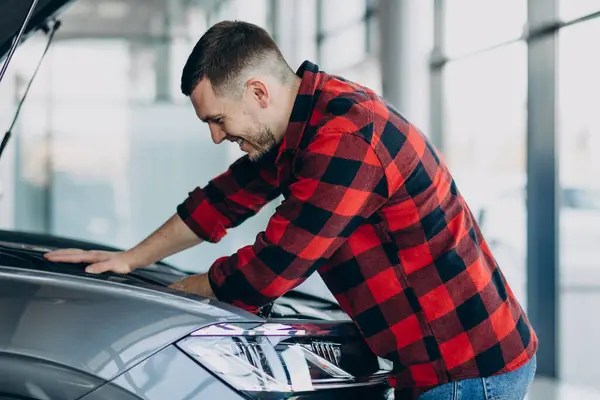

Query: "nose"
left=209, top=125, right=226, bottom=144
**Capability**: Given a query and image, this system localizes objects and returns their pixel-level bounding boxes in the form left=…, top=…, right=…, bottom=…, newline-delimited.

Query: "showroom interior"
left=0, top=0, right=599, bottom=398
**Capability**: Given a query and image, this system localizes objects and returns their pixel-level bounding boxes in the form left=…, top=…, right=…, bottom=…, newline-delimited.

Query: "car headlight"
left=176, top=322, right=392, bottom=395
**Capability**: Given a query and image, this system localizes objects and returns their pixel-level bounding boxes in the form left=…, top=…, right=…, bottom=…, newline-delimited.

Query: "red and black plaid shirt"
left=178, top=61, right=538, bottom=398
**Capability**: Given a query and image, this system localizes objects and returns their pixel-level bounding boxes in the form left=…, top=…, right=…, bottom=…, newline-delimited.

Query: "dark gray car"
left=0, top=2, right=393, bottom=399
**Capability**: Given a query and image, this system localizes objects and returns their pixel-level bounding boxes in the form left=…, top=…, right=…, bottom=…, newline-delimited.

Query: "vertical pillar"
left=527, top=0, right=559, bottom=378
left=272, top=0, right=298, bottom=66
left=379, top=0, right=434, bottom=140
left=155, top=0, right=187, bottom=102
left=429, top=0, right=445, bottom=151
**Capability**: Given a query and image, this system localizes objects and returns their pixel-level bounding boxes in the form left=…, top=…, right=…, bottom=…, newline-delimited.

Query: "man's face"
left=190, top=77, right=277, bottom=161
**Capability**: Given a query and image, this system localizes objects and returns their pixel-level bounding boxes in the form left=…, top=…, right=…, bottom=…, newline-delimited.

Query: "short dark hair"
left=181, top=20, right=293, bottom=97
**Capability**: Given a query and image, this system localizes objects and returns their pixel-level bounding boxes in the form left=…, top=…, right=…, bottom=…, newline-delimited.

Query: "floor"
left=527, top=378, right=600, bottom=400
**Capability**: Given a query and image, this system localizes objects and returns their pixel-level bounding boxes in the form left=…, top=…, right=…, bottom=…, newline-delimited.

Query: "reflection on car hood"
left=0, top=229, right=352, bottom=379
left=0, top=230, right=263, bottom=381
left=0, top=265, right=260, bottom=381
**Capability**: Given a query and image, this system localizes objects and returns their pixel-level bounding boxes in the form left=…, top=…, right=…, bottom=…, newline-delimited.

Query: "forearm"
left=169, top=273, right=216, bottom=299
left=178, top=155, right=281, bottom=236
left=124, top=213, right=203, bottom=270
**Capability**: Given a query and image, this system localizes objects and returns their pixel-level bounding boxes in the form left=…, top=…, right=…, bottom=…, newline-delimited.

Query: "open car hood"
left=0, top=0, right=342, bottom=307
left=0, top=0, right=75, bottom=61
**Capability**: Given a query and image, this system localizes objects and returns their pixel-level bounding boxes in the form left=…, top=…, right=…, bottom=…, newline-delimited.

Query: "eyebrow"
left=200, top=114, right=223, bottom=123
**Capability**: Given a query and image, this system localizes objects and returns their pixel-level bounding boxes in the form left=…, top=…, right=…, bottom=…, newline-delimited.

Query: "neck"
left=274, top=75, right=302, bottom=143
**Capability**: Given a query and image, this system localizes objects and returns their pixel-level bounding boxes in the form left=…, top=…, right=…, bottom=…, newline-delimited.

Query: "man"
left=45, top=21, right=537, bottom=399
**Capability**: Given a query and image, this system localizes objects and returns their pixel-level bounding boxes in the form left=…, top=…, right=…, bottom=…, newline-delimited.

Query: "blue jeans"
left=417, top=355, right=537, bottom=399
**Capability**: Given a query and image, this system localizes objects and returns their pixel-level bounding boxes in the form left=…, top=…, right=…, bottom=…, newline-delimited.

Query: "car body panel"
left=0, top=265, right=259, bottom=382
left=0, top=230, right=391, bottom=399
left=108, top=345, right=245, bottom=400
left=112, top=345, right=394, bottom=400
left=0, top=2, right=390, bottom=399
left=76, top=383, right=143, bottom=400
left=0, top=352, right=103, bottom=400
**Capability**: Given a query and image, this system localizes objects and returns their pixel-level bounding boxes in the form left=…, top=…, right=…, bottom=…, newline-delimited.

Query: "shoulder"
left=295, top=131, right=389, bottom=198
left=304, top=75, right=378, bottom=147
left=303, top=74, right=438, bottom=195
left=296, top=80, right=387, bottom=194
left=314, top=75, right=376, bottom=129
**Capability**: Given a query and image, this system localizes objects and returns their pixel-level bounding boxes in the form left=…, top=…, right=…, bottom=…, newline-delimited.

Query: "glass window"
left=49, top=40, right=130, bottom=103
left=233, top=0, right=269, bottom=28
left=298, top=0, right=317, bottom=38
left=444, top=0, right=527, bottom=57
left=320, top=22, right=367, bottom=71
left=3, top=36, right=55, bottom=232
left=558, top=17, right=600, bottom=391
left=367, top=10, right=380, bottom=55
left=321, top=0, right=366, bottom=34
left=128, top=44, right=157, bottom=103
left=443, top=42, right=528, bottom=306
left=297, top=0, right=318, bottom=64
left=335, top=57, right=382, bottom=95
left=298, top=36, right=318, bottom=66
left=212, top=0, right=268, bottom=29
left=9, top=37, right=271, bottom=274
left=560, top=0, right=600, bottom=21
left=186, top=6, right=208, bottom=38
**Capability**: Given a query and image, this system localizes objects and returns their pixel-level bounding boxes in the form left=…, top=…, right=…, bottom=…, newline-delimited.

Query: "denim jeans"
left=416, top=355, right=537, bottom=400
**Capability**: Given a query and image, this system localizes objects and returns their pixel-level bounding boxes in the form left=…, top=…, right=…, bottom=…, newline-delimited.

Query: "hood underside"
left=0, top=0, right=75, bottom=61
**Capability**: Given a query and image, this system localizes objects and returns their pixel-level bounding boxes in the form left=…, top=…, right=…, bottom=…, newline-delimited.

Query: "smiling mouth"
left=230, top=137, right=245, bottom=150
left=226, top=136, right=248, bottom=151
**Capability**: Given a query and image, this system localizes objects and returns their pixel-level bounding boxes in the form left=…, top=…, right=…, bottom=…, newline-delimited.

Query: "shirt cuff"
left=177, top=187, right=228, bottom=243
left=208, top=259, right=262, bottom=314
left=207, top=260, right=227, bottom=300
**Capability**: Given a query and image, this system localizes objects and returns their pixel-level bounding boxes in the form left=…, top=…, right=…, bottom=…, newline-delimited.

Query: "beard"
left=244, top=113, right=278, bottom=161
left=248, top=126, right=277, bottom=161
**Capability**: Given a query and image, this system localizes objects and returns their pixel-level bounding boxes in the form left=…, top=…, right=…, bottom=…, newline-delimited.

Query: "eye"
left=212, top=117, right=223, bottom=125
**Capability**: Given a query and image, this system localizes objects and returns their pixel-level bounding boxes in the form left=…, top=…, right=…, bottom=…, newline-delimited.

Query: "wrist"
left=169, top=273, right=216, bottom=299
left=121, top=250, right=145, bottom=271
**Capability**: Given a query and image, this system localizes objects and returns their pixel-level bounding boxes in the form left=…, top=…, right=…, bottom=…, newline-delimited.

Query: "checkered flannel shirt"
left=177, top=61, right=538, bottom=399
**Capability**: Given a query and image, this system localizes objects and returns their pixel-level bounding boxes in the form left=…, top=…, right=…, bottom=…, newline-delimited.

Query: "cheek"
left=220, top=121, right=234, bottom=135
left=232, top=123, right=254, bottom=138
left=223, top=119, right=243, bottom=133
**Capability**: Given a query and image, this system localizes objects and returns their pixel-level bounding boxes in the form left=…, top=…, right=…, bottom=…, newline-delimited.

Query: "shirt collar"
left=275, top=60, right=322, bottom=163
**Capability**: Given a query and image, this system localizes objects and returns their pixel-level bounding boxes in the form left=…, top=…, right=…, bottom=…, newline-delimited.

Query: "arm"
left=45, top=155, right=280, bottom=274
left=177, top=153, right=281, bottom=243
left=45, top=213, right=202, bottom=273
left=124, top=213, right=203, bottom=268
left=177, top=133, right=389, bottom=312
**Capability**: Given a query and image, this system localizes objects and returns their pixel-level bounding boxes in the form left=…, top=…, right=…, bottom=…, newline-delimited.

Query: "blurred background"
left=0, top=0, right=598, bottom=396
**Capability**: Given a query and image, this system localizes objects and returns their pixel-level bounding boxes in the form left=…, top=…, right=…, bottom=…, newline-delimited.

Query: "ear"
left=245, top=78, right=269, bottom=109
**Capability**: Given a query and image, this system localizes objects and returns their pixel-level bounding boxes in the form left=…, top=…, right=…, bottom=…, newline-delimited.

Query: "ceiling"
left=2, top=0, right=224, bottom=50
left=54, top=0, right=223, bottom=40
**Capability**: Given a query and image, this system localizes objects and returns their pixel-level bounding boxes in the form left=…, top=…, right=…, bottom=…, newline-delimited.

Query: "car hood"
left=0, top=229, right=351, bottom=381
left=0, top=0, right=76, bottom=61
left=0, top=266, right=261, bottom=381
left=0, top=231, right=262, bottom=382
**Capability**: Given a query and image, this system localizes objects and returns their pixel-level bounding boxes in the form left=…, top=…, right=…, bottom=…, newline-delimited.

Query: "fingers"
left=85, top=261, right=114, bottom=274
left=44, top=250, right=108, bottom=264
left=44, top=248, right=131, bottom=275
left=169, top=280, right=186, bottom=291
left=44, top=248, right=84, bottom=259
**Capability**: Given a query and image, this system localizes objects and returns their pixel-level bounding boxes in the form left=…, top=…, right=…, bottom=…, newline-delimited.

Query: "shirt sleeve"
left=177, top=153, right=281, bottom=243
left=207, top=132, right=389, bottom=313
